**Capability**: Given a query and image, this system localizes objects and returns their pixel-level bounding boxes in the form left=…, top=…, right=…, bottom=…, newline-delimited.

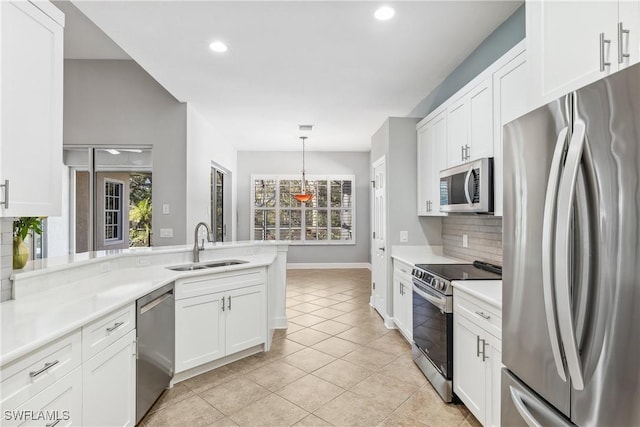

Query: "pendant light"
left=293, top=136, right=313, bottom=203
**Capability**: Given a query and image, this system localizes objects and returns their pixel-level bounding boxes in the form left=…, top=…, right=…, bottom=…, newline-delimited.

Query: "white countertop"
left=451, top=280, right=502, bottom=308
left=0, top=252, right=277, bottom=366
left=391, top=245, right=467, bottom=266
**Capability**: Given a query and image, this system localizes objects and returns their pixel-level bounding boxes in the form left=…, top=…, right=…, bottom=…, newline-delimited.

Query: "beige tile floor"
left=141, top=269, right=481, bottom=427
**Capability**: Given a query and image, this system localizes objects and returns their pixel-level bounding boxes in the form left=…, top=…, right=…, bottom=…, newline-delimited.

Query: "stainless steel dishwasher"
left=136, top=283, right=175, bottom=423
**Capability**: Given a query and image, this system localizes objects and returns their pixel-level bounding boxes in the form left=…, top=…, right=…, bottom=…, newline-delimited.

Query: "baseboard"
left=287, top=262, right=372, bottom=270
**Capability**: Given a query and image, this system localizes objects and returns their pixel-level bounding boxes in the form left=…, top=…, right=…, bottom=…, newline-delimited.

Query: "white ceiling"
left=68, top=1, right=522, bottom=152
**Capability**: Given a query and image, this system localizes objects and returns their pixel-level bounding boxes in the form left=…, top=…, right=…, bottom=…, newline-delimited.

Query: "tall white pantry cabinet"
left=0, top=1, right=64, bottom=217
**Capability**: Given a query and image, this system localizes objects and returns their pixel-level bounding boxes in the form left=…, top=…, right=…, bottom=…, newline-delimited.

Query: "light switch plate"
left=162, top=204, right=170, bottom=214
left=400, top=231, right=408, bottom=242
left=160, top=228, right=173, bottom=238
left=462, top=234, right=469, bottom=248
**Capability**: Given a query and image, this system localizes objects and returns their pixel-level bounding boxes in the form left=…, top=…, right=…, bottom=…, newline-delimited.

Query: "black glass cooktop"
left=415, top=263, right=502, bottom=281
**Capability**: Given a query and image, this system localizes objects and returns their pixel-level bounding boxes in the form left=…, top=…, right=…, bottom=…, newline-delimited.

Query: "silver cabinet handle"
left=461, top=145, right=465, bottom=162
left=46, top=420, right=61, bottom=427
left=29, top=360, right=59, bottom=378
left=476, top=335, right=481, bottom=357
left=600, top=32, right=611, bottom=71
left=482, top=340, right=489, bottom=362
left=475, top=311, right=491, bottom=320
left=222, top=296, right=225, bottom=311
left=228, top=295, right=231, bottom=310
left=106, top=321, right=124, bottom=333
left=0, top=180, right=8, bottom=208
left=619, top=22, right=630, bottom=64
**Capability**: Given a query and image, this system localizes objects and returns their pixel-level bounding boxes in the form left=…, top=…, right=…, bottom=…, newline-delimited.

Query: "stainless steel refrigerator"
left=502, top=63, right=640, bottom=426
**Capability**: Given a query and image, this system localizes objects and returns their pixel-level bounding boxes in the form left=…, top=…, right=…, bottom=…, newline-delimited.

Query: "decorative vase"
left=13, top=237, right=29, bottom=270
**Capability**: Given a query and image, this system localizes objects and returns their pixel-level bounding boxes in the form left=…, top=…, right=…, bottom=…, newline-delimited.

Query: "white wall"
left=64, top=59, right=188, bottom=245
left=237, top=151, right=370, bottom=264
left=46, top=165, right=70, bottom=257
left=185, top=105, right=237, bottom=243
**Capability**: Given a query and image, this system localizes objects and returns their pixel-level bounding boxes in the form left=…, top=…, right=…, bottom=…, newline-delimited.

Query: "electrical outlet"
left=160, top=228, right=173, bottom=238
left=462, top=234, right=469, bottom=248
left=162, top=204, right=170, bottom=214
left=400, top=230, right=408, bottom=242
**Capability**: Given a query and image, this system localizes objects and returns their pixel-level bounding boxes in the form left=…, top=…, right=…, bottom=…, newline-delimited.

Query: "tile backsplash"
left=1, top=217, right=13, bottom=301
left=442, top=216, right=502, bottom=265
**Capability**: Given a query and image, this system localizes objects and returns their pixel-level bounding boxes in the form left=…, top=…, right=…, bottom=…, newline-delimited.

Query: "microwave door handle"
left=555, top=120, right=587, bottom=390
left=542, top=126, right=569, bottom=382
left=464, top=168, right=473, bottom=204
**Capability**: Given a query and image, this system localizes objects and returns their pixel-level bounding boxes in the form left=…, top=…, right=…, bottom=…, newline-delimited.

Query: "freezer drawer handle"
left=510, top=386, right=543, bottom=427
left=29, top=360, right=59, bottom=378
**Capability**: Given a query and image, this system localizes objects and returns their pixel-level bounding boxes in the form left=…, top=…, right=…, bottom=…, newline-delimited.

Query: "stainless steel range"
left=411, top=261, right=501, bottom=403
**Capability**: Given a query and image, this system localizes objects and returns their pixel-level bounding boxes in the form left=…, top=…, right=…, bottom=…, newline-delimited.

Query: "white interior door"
left=371, top=158, right=386, bottom=316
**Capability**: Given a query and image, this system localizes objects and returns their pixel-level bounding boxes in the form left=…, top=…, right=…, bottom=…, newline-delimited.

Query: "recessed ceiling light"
left=374, top=6, right=395, bottom=21
left=209, top=41, right=228, bottom=53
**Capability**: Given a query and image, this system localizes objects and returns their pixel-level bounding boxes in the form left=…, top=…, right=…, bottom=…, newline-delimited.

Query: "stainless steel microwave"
left=439, top=157, right=493, bottom=213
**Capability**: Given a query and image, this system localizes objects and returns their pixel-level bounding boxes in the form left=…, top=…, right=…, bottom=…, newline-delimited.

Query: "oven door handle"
left=412, top=283, right=447, bottom=311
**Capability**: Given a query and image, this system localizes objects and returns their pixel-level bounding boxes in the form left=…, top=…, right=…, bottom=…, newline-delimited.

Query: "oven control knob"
left=439, top=282, right=445, bottom=291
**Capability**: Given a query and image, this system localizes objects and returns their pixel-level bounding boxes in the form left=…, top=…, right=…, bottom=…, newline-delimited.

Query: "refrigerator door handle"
left=542, top=126, right=569, bottom=382
left=554, top=120, right=587, bottom=390
left=509, top=386, right=544, bottom=427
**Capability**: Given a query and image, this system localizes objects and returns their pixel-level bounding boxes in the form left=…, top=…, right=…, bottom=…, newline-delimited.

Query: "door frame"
left=371, top=155, right=390, bottom=325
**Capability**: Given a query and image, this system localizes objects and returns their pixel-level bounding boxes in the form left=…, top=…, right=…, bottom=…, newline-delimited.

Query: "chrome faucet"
left=193, top=222, right=213, bottom=263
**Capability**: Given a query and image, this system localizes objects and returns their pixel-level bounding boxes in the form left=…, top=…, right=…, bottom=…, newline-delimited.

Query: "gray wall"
left=237, top=151, right=370, bottom=264
left=442, top=216, right=502, bottom=265
left=64, top=59, right=188, bottom=245
left=409, top=4, right=525, bottom=118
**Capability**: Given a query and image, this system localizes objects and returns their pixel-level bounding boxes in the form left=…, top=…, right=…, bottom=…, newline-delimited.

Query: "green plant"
left=13, top=217, right=44, bottom=241
left=129, top=198, right=152, bottom=246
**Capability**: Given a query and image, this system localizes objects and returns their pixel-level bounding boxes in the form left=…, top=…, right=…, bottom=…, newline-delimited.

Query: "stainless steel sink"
left=166, top=260, right=248, bottom=272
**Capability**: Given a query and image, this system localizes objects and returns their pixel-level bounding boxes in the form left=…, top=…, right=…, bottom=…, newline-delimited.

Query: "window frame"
left=103, top=178, right=124, bottom=245
left=250, top=174, right=356, bottom=246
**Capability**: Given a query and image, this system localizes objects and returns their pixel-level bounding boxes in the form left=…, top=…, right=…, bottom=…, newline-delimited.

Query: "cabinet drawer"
left=0, top=330, right=81, bottom=412
left=176, top=268, right=265, bottom=300
left=82, top=304, right=135, bottom=362
left=454, top=291, right=501, bottom=339
left=393, top=259, right=413, bottom=281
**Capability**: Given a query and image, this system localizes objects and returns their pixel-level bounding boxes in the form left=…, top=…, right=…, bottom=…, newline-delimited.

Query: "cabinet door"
left=82, top=329, right=136, bottom=427
left=225, top=285, right=266, bottom=354
left=493, top=50, right=528, bottom=217
left=619, top=0, right=640, bottom=69
left=416, top=124, right=432, bottom=216
left=453, top=315, right=486, bottom=424
left=392, top=275, right=405, bottom=332
left=0, top=1, right=63, bottom=217
left=430, top=112, right=447, bottom=215
left=400, top=278, right=413, bottom=341
left=447, top=98, right=468, bottom=167
left=13, top=367, right=82, bottom=427
left=468, top=79, right=494, bottom=161
left=175, top=293, right=225, bottom=372
left=527, top=0, right=618, bottom=107
left=486, top=337, right=502, bottom=427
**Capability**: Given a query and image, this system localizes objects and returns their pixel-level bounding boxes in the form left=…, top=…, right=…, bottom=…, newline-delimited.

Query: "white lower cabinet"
left=453, top=288, right=502, bottom=426
left=175, top=293, right=226, bottom=372
left=392, top=259, right=413, bottom=341
left=82, top=329, right=136, bottom=427
left=175, top=269, right=267, bottom=374
left=13, top=366, right=82, bottom=427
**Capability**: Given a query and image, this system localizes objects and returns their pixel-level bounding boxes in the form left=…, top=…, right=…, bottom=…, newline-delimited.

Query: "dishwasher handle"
left=139, top=290, right=173, bottom=315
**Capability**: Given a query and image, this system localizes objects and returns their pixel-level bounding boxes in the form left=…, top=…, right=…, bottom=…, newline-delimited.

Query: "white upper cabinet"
left=0, top=1, right=64, bottom=217
left=417, top=110, right=447, bottom=216
left=527, top=0, right=640, bottom=108
left=493, top=48, right=528, bottom=217
left=446, top=78, right=494, bottom=167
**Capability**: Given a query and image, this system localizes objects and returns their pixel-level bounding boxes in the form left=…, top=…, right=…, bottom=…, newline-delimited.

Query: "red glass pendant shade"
left=293, top=193, right=313, bottom=202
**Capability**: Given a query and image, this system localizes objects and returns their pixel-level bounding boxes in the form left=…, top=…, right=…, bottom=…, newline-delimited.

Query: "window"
left=251, top=175, right=355, bottom=244
left=104, top=180, right=124, bottom=243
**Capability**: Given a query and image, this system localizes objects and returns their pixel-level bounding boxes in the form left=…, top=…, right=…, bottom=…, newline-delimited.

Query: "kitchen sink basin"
left=166, top=260, right=248, bottom=272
